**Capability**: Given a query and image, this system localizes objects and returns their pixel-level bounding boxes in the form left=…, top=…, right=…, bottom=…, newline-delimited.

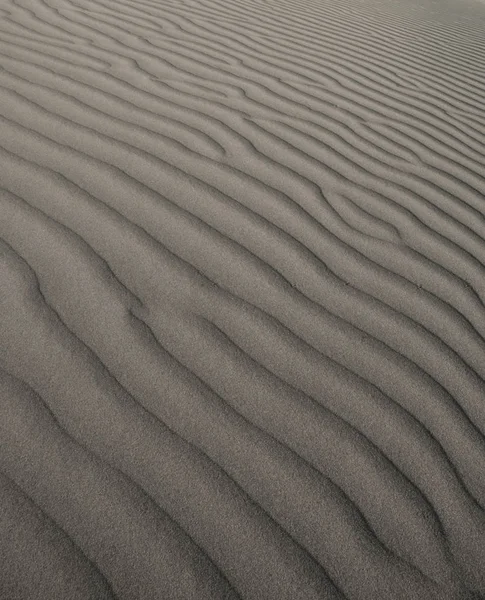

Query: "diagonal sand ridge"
left=1, top=0, right=485, bottom=598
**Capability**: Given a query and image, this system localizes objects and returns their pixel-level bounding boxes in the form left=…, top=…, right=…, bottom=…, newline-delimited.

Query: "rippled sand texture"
left=1, top=0, right=485, bottom=597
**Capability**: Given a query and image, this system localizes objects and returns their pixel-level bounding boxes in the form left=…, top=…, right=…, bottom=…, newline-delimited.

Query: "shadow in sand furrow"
left=210, top=0, right=485, bottom=68
left=246, top=121, right=485, bottom=293
left=8, top=0, right=96, bottom=44
left=2, top=129, right=485, bottom=511
left=0, top=240, right=340, bottom=600
left=3, top=0, right=89, bottom=43
left=0, top=30, right=110, bottom=68
left=0, top=189, right=470, bottom=599
left=4, top=113, right=485, bottom=489
left=0, top=49, right=232, bottom=155
left=62, top=9, right=239, bottom=71
left=16, top=0, right=485, bottom=168
left=363, top=119, right=485, bottom=188
left=2, top=0, right=485, bottom=597
left=449, top=109, right=485, bottom=130
left=0, top=367, right=239, bottom=600
left=2, top=108, right=484, bottom=383
left=2, top=124, right=484, bottom=442
left=175, top=300, right=485, bottom=595
left=0, top=42, right=112, bottom=79
left=2, top=180, right=480, bottom=516
left=2, top=149, right=485, bottom=595
left=142, top=307, right=472, bottom=590
left=4, top=48, right=481, bottom=262
left=0, top=469, right=116, bottom=600
left=146, top=0, right=485, bottom=101
left=70, top=1, right=420, bottom=97
left=144, top=3, right=485, bottom=121
left=263, top=118, right=485, bottom=232
left=0, top=14, right=85, bottom=45
left=0, top=187, right=478, bottom=599
left=1, top=75, right=485, bottom=364
left=60, top=8, right=243, bottom=70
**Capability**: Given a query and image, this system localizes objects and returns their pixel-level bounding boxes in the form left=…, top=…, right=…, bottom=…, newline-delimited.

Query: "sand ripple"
left=1, top=0, right=485, bottom=597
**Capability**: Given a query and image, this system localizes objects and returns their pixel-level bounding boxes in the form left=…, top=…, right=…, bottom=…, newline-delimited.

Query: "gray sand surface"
left=1, top=0, right=485, bottom=597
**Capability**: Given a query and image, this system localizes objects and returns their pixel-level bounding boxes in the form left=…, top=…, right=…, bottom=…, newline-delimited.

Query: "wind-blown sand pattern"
left=1, top=0, right=485, bottom=597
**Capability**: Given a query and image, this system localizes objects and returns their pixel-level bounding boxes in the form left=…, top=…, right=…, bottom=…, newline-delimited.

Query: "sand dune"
left=1, top=0, right=485, bottom=597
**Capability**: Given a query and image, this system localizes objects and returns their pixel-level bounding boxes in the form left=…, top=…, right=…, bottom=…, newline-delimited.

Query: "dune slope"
left=1, top=0, right=485, bottom=598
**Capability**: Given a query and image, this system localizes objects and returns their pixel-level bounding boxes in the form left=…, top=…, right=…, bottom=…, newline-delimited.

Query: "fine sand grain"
left=1, top=0, right=485, bottom=598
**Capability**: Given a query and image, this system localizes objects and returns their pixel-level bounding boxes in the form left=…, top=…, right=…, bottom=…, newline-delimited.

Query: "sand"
left=0, top=0, right=485, bottom=597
